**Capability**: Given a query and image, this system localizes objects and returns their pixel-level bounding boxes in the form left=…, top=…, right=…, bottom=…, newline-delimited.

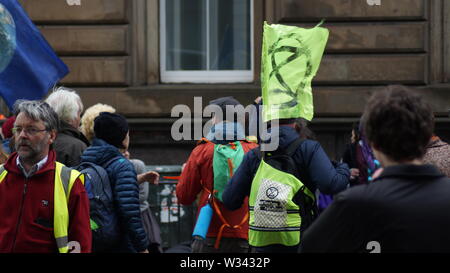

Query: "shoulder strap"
left=97, top=156, right=126, bottom=184
left=258, top=137, right=305, bottom=160
left=80, top=161, right=105, bottom=175
left=258, top=138, right=306, bottom=181
left=210, top=196, right=249, bottom=249
left=285, top=138, right=305, bottom=157
left=252, top=146, right=261, bottom=161
left=103, top=156, right=123, bottom=169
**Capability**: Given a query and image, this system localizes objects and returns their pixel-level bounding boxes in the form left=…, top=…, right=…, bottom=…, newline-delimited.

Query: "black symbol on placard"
left=266, top=187, right=279, bottom=199
left=267, top=33, right=314, bottom=110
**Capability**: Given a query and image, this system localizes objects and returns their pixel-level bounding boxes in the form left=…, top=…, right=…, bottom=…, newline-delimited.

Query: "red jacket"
left=176, top=140, right=258, bottom=240
left=0, top=150, right=92, bottom=253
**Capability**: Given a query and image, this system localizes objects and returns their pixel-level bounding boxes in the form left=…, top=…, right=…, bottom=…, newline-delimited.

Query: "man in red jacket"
left=0, top=100, right=91, bottom=253
left=176, top=97, right=258, bottom=253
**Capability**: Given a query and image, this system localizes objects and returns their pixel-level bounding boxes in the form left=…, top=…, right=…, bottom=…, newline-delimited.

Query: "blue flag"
left=0, top=0, right=68, bottom=110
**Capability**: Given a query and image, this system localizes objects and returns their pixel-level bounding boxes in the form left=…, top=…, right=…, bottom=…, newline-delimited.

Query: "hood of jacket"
left=206, top=121, right=246, bottom=144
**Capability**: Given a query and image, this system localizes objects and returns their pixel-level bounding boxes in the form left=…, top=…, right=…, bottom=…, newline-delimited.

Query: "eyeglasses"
left=12, top=127, right=48, bottom=136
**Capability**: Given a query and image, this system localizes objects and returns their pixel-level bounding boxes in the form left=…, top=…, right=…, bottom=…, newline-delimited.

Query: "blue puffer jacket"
left=81, top=138, right=149, bottom=252
left=223, top=126, right=350, bottom=211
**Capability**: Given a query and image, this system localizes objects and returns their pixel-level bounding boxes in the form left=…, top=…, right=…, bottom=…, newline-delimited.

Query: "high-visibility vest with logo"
left=0, top=162, right=84, bottom=253
left=248, top=159, right=314, bottom=247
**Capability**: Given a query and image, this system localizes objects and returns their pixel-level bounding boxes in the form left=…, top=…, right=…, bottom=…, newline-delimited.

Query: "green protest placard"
left=261, top=21, right=329, bottom=122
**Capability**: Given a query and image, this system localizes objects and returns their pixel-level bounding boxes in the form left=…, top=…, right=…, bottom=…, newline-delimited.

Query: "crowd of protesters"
left=0, top=88, right=161, bottom=253
left=0, top=84, right=448, bottom=253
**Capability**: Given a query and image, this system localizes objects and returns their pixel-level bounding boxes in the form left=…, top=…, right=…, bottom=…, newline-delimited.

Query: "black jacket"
left=54, top=120, right=90, bottom=167
left=300, top=164, right=450, bottom=253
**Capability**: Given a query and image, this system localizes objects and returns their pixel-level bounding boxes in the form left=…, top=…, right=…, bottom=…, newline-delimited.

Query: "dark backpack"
left=76, top=157, right=121, bottom=252
left=257, top=138, right=318, bottom=232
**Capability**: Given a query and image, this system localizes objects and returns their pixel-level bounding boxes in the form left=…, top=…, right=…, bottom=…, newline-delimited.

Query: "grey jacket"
left=130, top=159, right=150, bottom=212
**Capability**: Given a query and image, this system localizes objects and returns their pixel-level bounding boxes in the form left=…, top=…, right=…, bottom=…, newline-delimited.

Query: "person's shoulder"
left=114, top=156, right=133, bottom=168
left=193, top=139, right=214, bottom=150
left=129, top=158, right=146, bottom=173
left=439, top=176, right=450, bottom=184
left=238, top=146, right=261, bottom=173
left=109, top=157, right=137, bottom=183
left=332, top=183, right=384, bottom=208
left=287, top=138, right=320, bottom=151
left=301, top=139, right=321, bottom=148
left=334, top=185, right=363, bottom=202
left=106, top=155, right=132, bottom=173
left=429, top=139, right=450, bottom=148
left=436, top=140, right=450, bottom=153
left=292, top=138, right=321, bottom=157
left=189, top=140, right=215, bottom=161
left=130, top=158, right=145, bottom=167
left=70, top=174, right=88, bottom=194
left=243, top=145, right=260, bottom=159
left=56, top=133, right=87, bottom=148
left=340, top=179, right=404, bottom=208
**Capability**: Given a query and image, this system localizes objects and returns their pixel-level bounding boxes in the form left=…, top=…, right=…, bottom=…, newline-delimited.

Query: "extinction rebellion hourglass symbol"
left=267, top=32, right=314, bottom=111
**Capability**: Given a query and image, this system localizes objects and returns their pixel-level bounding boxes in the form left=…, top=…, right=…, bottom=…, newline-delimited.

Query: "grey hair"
left=45, top=86, right=83, bottom=124
left=13, top=100, right=60, bottom=131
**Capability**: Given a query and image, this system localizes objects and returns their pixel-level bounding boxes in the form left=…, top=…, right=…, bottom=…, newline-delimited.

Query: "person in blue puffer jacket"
left=80, top=112, right=149, bottom=253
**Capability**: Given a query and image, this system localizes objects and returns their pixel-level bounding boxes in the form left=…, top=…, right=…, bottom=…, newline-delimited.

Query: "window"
left=160, top=0, right=254, bottom=83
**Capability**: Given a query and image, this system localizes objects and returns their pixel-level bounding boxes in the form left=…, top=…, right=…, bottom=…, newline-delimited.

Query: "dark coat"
left=54, top=120, right=90, bottom=167
left=222, top=126, right=350, bottom=211
left=81, top=138, right=149, bottom=252
left=300, top=164, right=450, bottom=253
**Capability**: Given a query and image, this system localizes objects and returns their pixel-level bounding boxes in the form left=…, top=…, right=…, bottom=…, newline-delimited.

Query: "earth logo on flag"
left=0, top=3, right=16, bottom=74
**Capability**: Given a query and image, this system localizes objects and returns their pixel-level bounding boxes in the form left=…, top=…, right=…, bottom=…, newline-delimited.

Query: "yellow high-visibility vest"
left=0, top=161, right=84, bottom=253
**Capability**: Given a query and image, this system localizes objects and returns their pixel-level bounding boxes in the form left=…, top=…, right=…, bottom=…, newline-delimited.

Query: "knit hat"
left=2, top=116, right=15, bottom=139
left=94, top=112, right=129, bottom=149
left=209, top=96, right=242, bottom=122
